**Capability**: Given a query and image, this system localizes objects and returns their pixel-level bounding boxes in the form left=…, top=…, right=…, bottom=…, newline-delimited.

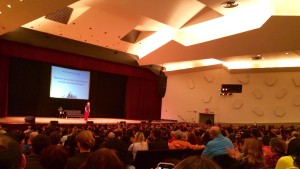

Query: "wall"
left=161, top=68, right=300, bottom=124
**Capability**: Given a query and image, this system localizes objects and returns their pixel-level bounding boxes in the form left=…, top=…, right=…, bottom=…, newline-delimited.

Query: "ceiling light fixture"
left=221, top=0, right=239, bottom=8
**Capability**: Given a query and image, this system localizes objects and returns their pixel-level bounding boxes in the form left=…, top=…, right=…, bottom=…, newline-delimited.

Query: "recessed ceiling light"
left=221, top=0, right=239, bottom=8
left=7, top=4, right=12, bottom=8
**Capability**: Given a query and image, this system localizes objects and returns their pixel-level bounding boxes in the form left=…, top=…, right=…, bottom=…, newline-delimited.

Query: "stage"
left=0, top=116, right=177, bottom=125
left=0, top=116, right=145, bottom=125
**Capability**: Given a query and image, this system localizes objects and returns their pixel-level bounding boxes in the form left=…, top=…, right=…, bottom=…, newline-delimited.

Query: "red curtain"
left=0, top=40, right=161, bottom=119
left=126, top=77, right=161, bottom=120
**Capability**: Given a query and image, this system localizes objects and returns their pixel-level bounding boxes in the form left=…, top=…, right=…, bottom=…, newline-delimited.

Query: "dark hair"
left=153, top=128, right=162, bottom=138
left=287, top=137, right=300, bottom=156
left=50, top=131, right=61, bottom=145
left=79, top=148, right=125, bottom=169
left=0, top=134, right=24, bottom=169
left=31, top=134, right=51, bottom=154
left=100, top=138, right=132, bottom=165
left=291, top=138, right=300, bottom=167
left=269, top=137, right=286, bottom=156
left=40, top=145, right=69, bottom=169
left=175, top=155, right=221, bottom=169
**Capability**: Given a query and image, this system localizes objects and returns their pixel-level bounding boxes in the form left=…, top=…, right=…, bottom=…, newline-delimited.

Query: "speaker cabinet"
left=158, top=75, right=167, bottom=97
left=86, top=121, right=94, bottom=125
left=25, top=116, right=35, bottom=124
left=50, top=121, right=59, bottom=126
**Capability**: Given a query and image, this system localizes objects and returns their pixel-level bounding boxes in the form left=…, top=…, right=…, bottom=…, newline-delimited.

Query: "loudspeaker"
left=50, top=121, right=59, bottom=126
left=25, top=116, right=35, bottom=124
left=86, top=121, right=94, bottom=125
left=158, top=75, right=167, bottom=97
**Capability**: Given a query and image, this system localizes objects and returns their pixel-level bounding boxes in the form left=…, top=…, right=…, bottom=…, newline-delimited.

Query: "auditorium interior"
left=1, top=0, right=300, bottom=128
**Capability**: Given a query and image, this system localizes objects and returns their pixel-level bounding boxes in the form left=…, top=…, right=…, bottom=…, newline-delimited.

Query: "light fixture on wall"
left=221, top=0, right=239, bottom=8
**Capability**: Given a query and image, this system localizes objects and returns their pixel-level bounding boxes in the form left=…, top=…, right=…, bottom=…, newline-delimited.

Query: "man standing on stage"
left=84, top=102, right=90, bottom=121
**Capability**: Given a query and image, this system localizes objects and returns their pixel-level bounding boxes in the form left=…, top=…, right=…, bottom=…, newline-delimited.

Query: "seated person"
left=201, top=126, right=234, bottom=159
left=40, top=145, right=69, bottom=169
left=0, top=134, right=26, bottom=169
left=66, top=130, right=95, bottom=169
left=168, top=130, right=205, bottom=150
left=79, top=148, right=126, bottom=169
left=175, top=155, right=221, bottom=169
left=148, top=127, right=169, bottom=150
left=58, top=107, right=65, bottom=118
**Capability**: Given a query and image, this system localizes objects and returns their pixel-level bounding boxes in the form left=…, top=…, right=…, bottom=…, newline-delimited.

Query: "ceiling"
left=1, top=0, right=300, bottom=74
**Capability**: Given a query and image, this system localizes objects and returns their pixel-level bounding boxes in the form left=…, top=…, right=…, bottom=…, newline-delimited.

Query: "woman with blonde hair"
left=128, top=131, right=148, bottom=160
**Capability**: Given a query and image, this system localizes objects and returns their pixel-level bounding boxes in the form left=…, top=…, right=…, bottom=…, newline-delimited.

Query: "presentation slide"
left=50, top=66, right=90, bottom=100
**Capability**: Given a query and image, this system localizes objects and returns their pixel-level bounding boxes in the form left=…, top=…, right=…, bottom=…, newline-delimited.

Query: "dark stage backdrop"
left=0, top=39, right=161, bottom=120
left=8, top=57, right=127, bottom=118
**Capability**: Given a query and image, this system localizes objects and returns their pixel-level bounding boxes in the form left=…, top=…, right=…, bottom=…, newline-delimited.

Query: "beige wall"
left=161, top=68, right=300, bottom=124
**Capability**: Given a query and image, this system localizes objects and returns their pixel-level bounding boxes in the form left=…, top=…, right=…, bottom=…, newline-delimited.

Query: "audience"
left=100, top=132, right=135, bottom=169
left=236, top=138, right=267, bottom=169
left=202, top=126, right=233, bottom=159
left=25, top=134, right=51, bottom=169
left=1, top=121, right=300, bottom=169
left=66, top=130, right=95, bottom=169
left=264, top=137, right=286, bottom=168
left=128, top=131, right=148, bottom=160
left=0, top=134, right=26, bottom=169
left=22, top=131, right=38, bottom=156
left=79, top=148, right=126, bottom=169
left=168, top=129, right=205, bottom=150
left=175, top=155, right=221, bottom=169
left=40, top=145, right=69, bottom=169
left=275, top=137, right=300, bottom=169
left=148, top=127, right=169, bottom=150
left=261, top=130, right=273, bottom=156
left=49, top=131, right=62, bottom=146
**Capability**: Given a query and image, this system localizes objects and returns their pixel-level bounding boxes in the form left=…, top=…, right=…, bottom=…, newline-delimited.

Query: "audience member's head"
left=175, top=155, right=221, bottom=169
left=174, top=130, right=183, bottom=140
left=49, top=131, right=61, bottom=145
left=242, top=138, right=265, bottom=166
left=31, top=134, right=50, bottom=155
left=134, top=131, right=145, bottom=143
left=79, top=148, right=125, bottom=169
left=29, top=131, right=39, bottom=142
left=261, top=134, right=271, bottom=146
left=209, top=126, right=221, bottom=139
left=107, top=131, right=115, bottom=139
left=153, top=128, right=162, bottom=138
left=287, top=137, right=300, bottom=156
left=291, top=131, right=299, bottom=138
left=40, top=145, right=69, bottom=169
left=0, top=134, right=26, bottom=169
left=75, top=130, right=95, bottom=151
left=269, top=137, right=286, bottom=156
left=101, top=136, right=132, bottom=166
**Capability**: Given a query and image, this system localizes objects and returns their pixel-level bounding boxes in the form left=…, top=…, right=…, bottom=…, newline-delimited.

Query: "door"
left=199, top=113, right=214, bottom=125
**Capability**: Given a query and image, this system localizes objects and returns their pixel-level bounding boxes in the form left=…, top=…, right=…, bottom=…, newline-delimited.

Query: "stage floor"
left=0, top=116, right=144, bottom=125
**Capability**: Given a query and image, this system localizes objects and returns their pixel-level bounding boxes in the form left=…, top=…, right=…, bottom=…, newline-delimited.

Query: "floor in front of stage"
left=0, top=116, right=145, bottom=125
